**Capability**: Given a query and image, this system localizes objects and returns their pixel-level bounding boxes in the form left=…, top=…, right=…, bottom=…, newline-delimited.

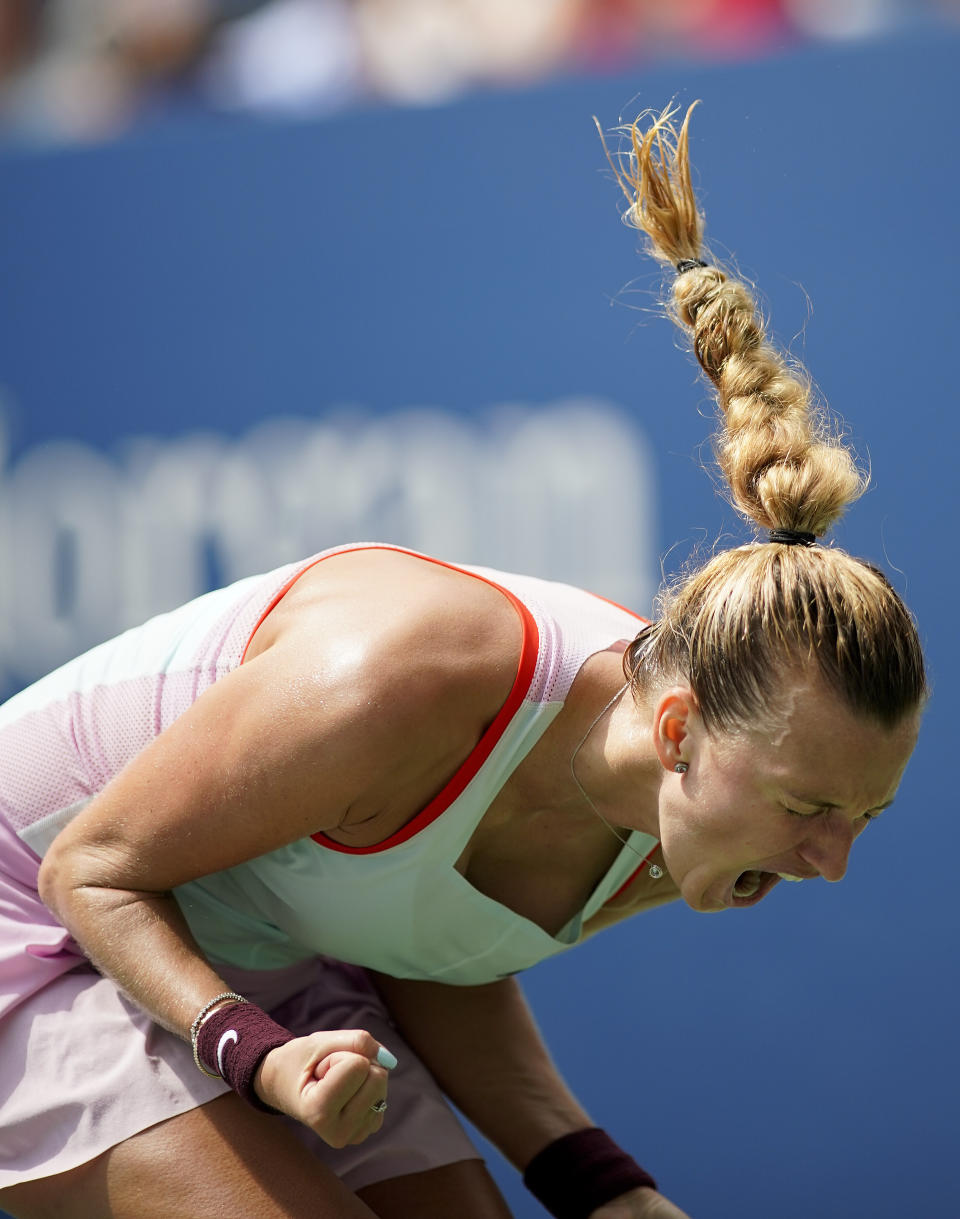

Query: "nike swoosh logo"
left=217, top=1030, right=238, bottom=1077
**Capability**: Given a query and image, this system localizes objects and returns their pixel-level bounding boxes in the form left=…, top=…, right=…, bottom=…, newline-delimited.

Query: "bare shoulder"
left=235, top=548, right=524, bottom=842
left=240, top=547, right=524, bottom=815
left=46, top=550, right=523, bottom=894
left=255, top=548, right=523, bottom=720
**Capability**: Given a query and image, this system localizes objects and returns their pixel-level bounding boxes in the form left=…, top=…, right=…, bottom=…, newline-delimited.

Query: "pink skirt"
left=0, top=811, right=477, bottom=1189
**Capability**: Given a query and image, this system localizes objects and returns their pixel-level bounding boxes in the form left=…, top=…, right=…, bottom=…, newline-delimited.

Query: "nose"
left=797, top=814, right=856, bottom=883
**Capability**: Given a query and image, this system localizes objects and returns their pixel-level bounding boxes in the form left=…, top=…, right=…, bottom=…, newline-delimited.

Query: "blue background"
left=1, top=29, right=957, bottom=1219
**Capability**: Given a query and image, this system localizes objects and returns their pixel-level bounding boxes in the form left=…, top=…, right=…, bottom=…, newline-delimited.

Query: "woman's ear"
left=653, top=688, right=697, bottom=772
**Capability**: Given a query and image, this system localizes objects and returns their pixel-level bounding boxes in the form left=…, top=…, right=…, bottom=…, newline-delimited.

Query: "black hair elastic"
left=675, top=258, right=708, bottom=274
left=768, top=529, right=817, bottom=546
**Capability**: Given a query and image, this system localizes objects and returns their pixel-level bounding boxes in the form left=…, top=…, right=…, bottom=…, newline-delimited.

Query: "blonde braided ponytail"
left=600, top=103, right=926, bottom=730
left=603, top=102, right=864, bottom=538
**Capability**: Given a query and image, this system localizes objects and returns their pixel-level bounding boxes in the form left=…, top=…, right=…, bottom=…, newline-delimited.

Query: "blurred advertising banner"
left=0, top=400, right=656, bottom=689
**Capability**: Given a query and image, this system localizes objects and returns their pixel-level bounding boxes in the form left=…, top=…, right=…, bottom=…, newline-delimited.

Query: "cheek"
left=661, top=767, right=786, bottom=864
left=660, top=791, right=755, bottom=860
left=690, top=799, right=795, bottom=862
left=689, top=792, right=763, bottom=842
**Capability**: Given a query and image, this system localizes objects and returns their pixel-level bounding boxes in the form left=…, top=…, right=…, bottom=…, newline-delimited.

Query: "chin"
left=678, top=877, right=728, bottom=914
left=688, top=895, right=728, bottom=914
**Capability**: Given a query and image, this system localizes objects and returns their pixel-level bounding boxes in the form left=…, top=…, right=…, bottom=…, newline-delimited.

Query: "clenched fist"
left=254, top=1028, right=397, bottom=1148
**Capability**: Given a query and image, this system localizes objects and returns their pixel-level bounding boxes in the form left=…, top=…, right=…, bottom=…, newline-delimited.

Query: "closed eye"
left=785, top=805, right=883, bottom=822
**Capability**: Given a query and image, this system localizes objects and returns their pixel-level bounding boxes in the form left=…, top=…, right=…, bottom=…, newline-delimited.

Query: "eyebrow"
left=786, top=794, right=896, bottom=813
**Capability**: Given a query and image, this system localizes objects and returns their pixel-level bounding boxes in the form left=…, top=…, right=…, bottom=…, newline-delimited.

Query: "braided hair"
left=602, top=104, right=926, bottom=730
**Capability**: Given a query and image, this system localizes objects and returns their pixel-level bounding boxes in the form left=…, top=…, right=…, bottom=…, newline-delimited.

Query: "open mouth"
left=731, top=869, right=781, bottom=907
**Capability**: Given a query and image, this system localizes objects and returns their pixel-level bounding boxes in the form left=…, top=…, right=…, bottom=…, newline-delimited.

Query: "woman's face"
left=653, top=676, right=921, bottom=913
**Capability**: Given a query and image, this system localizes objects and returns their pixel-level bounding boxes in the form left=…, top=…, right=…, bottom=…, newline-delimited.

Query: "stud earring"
left=674, top=763, right=688, bottom=774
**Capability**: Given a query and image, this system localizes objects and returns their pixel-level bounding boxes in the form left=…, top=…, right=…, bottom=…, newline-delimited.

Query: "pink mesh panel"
left=465, top=567, right=646, bottom=707
left=0, top=671, right=216, bottom=833
left=0, top=702, right=94, bottom=833
left=192, top=558, right=305, bottom=673
left=0, top=558, right=315, bottom=837
left=70, top=669, right=224, bottom=794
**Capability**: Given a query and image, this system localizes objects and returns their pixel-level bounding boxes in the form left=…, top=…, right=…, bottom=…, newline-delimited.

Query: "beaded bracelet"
left=194, top=999, right=296, bottom=1111
left=523, top=1127, right=657, bottom=1219
left=190, top=991, right=247, bottom=1078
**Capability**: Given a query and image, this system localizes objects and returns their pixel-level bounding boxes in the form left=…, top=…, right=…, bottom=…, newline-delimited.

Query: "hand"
left=254, top=1028, right=395, bottom=1148
left=591, top=1186, right=694, bottom=1219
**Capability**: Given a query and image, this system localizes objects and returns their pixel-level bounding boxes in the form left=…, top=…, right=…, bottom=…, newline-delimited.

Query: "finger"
left=309, top=1051, right=376, bottom=1106
left=307, top=1028, right=398, bottom=1074
left=338, top=1062, right=388, bottom=1123
left=309, top=1055, right=389, bottom=1119
left=297, top=1055, right=372, bottom=1139
left=338, top=1059, right=390, bottom=1126
left=339, top=1067, right=391, bottom=1144
left=303, top=1055, right=390, bottom=1145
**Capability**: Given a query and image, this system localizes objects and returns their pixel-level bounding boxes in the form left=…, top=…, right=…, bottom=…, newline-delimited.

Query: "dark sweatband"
left=195, top=1001, right=295, bottom=1111
left=523, top=1127, right=657, bottom=1219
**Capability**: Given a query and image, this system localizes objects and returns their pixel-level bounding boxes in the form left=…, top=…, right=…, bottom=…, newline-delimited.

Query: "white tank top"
left=1, top=545, right=658, bottom=984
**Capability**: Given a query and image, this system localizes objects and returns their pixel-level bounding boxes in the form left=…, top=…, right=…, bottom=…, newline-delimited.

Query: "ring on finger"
left=370, top=1098, right=388, bottom=1114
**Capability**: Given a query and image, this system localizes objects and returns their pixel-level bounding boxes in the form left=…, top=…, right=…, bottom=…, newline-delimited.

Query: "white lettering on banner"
left=0, top=400, right=657, bottom=693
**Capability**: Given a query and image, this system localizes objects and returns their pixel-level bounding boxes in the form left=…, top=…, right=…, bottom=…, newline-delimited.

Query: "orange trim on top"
left=311, top=550, right=539, bottom=854
left=241, top=547, right=650, bottom=859
left=235, top=544, right=538, bottom=856
left=240, top=556, right=331, bottom=665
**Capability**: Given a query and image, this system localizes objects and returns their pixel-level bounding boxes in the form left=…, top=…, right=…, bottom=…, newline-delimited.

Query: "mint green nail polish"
left=377, top=1046, right=398, bottom=1070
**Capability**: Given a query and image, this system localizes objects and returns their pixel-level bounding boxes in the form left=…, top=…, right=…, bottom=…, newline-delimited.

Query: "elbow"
left=37, top=846, right=60, bottom=914
left=38, top=836, right=157, bottom=928
left=37, top=840, right=74, bottom=922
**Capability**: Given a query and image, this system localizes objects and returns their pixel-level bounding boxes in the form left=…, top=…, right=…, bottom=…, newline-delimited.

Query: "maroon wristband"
left=195, top=1002, right=295, bottom=1112
left=523, top=1127, right=657, bottom=1219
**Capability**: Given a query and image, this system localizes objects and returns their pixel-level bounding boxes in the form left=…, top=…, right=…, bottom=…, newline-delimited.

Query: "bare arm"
left=36, top=557, right=519, bottom=1142
left=39, top=558, right=515, bottom=1032
left=372, top=970, right=693, bottom=1218
left=37, top=647, right=395, bottom=1038
left=371, top=973, right=590, bottom=1167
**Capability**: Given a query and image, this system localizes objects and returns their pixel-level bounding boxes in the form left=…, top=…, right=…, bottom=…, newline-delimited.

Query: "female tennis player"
left=0, top=106, right=925, bottom=1219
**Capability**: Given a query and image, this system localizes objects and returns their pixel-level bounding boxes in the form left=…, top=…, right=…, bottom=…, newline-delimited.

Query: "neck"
left=479, top=649, right=661, bottom=846
left=566, top=656, right=662, bottom=842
